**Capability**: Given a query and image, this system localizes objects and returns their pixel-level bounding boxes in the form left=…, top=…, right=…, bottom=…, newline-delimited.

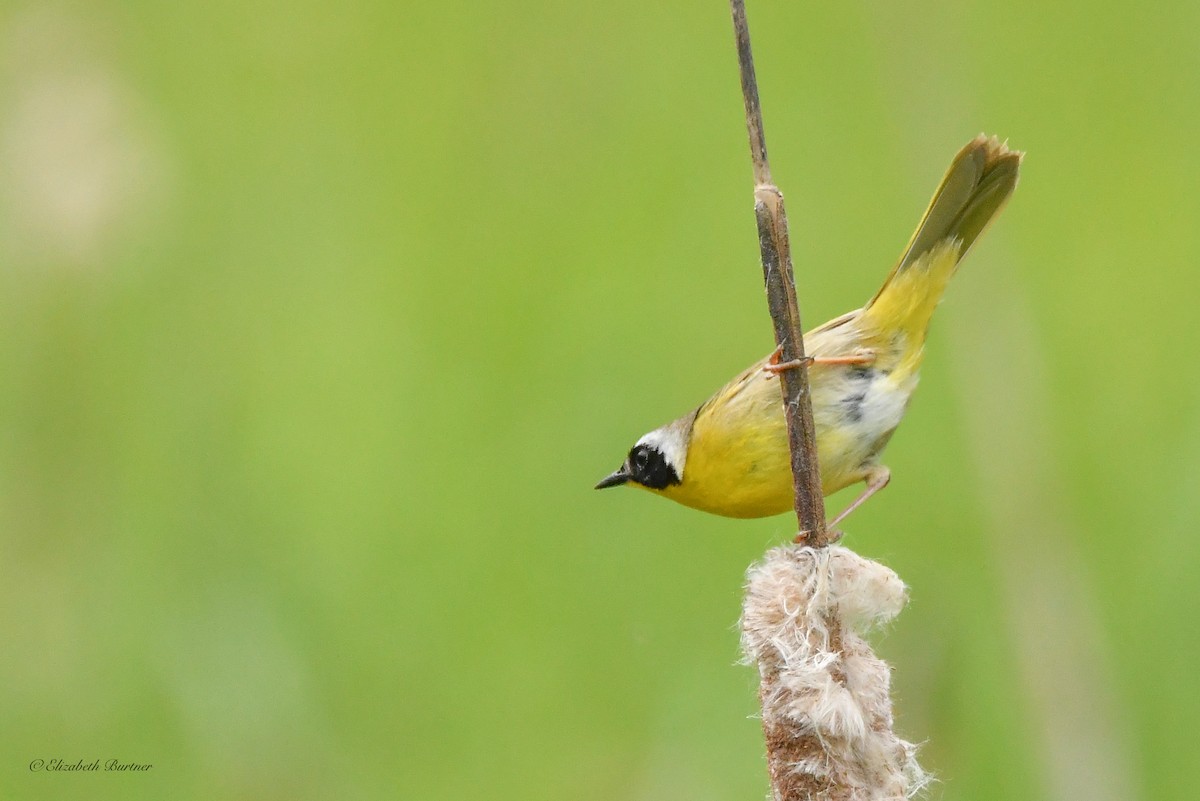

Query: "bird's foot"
left=794, top=527, right=845, bottom=546
left=763, top=344, right=812, bottom=375
left=763, top=344, right=877, bottom=376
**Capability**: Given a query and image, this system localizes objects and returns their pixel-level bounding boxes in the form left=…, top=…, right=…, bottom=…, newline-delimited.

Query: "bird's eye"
left=632, top=448, right=650, bottom=470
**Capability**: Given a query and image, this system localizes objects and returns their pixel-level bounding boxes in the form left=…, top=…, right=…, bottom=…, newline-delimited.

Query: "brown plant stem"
left=729, top=0, right=828, bottom=547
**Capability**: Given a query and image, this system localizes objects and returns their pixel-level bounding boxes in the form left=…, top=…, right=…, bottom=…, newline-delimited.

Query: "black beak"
left=594, top=468, right=630, bottom=490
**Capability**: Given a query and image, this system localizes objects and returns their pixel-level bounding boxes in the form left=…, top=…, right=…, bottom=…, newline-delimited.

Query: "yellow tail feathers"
left=861, top=135, right=1022, bottom=343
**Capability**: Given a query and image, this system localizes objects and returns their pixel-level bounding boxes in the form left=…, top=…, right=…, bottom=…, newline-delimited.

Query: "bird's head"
left=595, top=425, right=687, bottom=493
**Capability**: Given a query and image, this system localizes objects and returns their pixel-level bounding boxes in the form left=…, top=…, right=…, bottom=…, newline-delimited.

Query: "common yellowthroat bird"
left=597, top=135, right=1021, bottom=523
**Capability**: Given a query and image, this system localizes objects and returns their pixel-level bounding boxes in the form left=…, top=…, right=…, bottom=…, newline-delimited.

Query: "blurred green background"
left=1, top=1, right=1197, bottom=799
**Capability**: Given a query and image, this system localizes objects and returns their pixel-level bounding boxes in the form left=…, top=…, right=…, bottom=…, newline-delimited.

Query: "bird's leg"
left=763, top=344, right=876, bottom=375
left=812, top=350, right=877, bottom=366
left=827, top=465, right=891, bottom=529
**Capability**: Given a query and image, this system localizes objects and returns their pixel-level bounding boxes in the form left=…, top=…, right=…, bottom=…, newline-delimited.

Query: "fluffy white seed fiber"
left=741, top=544, right=930, bottom=800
